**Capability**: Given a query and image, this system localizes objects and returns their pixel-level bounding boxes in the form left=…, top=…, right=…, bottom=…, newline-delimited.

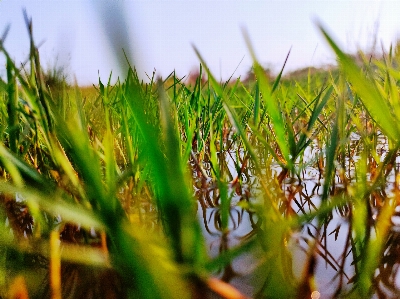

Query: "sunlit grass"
left=2, top=10, right=400, bottom=299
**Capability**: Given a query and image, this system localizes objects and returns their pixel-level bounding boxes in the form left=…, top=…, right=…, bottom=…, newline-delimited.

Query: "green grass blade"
left=271, top=48, right=291, bottom=94
left=318, top=23, right=400, bottom=142
left=242, top=28, right=291, bottom=169
left=296, top=85, right=333, bottom=152
left=0, top=143, right=51, bottom=190
left=0, top=181, right=105, bottom=230
left=6, top=58, right=19, bottom=154
left=253, top=82, right=260, bottom=125
left=124, top=69, right=205, bottom=266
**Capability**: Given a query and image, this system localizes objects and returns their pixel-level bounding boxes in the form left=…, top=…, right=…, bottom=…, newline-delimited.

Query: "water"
left=194, top=133, right=400, bottom=298
left=197, top=176, right=355, bottom=297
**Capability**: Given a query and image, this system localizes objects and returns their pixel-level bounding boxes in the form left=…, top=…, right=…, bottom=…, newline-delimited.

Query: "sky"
left=0, top=1, right=399, bottom=86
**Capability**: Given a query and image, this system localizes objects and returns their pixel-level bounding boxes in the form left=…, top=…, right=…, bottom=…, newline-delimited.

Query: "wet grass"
left=2, top=11, right=400, bottom=299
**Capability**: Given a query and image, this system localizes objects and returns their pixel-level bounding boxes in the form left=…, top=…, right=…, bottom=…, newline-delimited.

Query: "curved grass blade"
left=317, top=22, right=400, bottom=142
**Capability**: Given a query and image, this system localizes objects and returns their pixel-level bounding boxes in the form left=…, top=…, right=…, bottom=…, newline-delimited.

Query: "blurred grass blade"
left=50, top=231, right=61, bottom=299
left=124, top=68, right=205, bottom=266
left=6, top=57, right=19, bottom=154
left=0, top=181, right=104, bottom=230
left=0, top=143, right=50, bottom=190
left=318, top=22, right=400, bottom=142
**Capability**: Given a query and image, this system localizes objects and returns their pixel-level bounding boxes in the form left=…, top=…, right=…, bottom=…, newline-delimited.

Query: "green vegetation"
left=2, top=12, right=400, bottom=299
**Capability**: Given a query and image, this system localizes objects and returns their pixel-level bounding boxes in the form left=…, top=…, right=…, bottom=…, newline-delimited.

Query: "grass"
left=1, top=11, right=400, bottom=299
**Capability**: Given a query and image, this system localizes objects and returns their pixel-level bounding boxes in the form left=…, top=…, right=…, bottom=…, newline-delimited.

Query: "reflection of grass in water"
left=2, top=9, right=400, bottom=299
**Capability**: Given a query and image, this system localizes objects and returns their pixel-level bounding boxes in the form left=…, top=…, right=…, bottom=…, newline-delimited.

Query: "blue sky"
left=0, top=1, right=398, bottom=85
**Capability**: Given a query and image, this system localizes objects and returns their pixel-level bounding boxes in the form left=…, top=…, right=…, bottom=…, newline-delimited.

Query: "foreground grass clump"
left=2, top=13, right=400, bottom=299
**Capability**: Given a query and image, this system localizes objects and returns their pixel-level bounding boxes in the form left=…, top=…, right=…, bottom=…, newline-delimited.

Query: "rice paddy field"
left=3, top=13, right=400, bottom=299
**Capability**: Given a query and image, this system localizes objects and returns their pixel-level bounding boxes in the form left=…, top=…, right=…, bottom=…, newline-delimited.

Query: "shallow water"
left=197, top=177, right=355, bottom=297
left=195, top=133, right=400, bottom=298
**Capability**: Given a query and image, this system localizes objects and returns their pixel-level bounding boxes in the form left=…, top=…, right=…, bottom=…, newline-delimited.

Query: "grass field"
left=2, top=13, right=400, bottom=299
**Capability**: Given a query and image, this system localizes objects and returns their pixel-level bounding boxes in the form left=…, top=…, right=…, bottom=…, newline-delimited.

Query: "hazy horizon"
left=0, top=1, right=398, bottom=86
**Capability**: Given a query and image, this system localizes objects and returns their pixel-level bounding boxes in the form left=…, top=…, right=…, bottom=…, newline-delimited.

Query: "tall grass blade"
left=6, top=58, right=19, bottom=154
left=318, top=22, right=400, bottom=142
left=242, top=28, right=291, bottom=169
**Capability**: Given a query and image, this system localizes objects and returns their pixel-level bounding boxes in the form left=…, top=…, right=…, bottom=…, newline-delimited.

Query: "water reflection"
left=192, top=133, right=400, bottom=298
